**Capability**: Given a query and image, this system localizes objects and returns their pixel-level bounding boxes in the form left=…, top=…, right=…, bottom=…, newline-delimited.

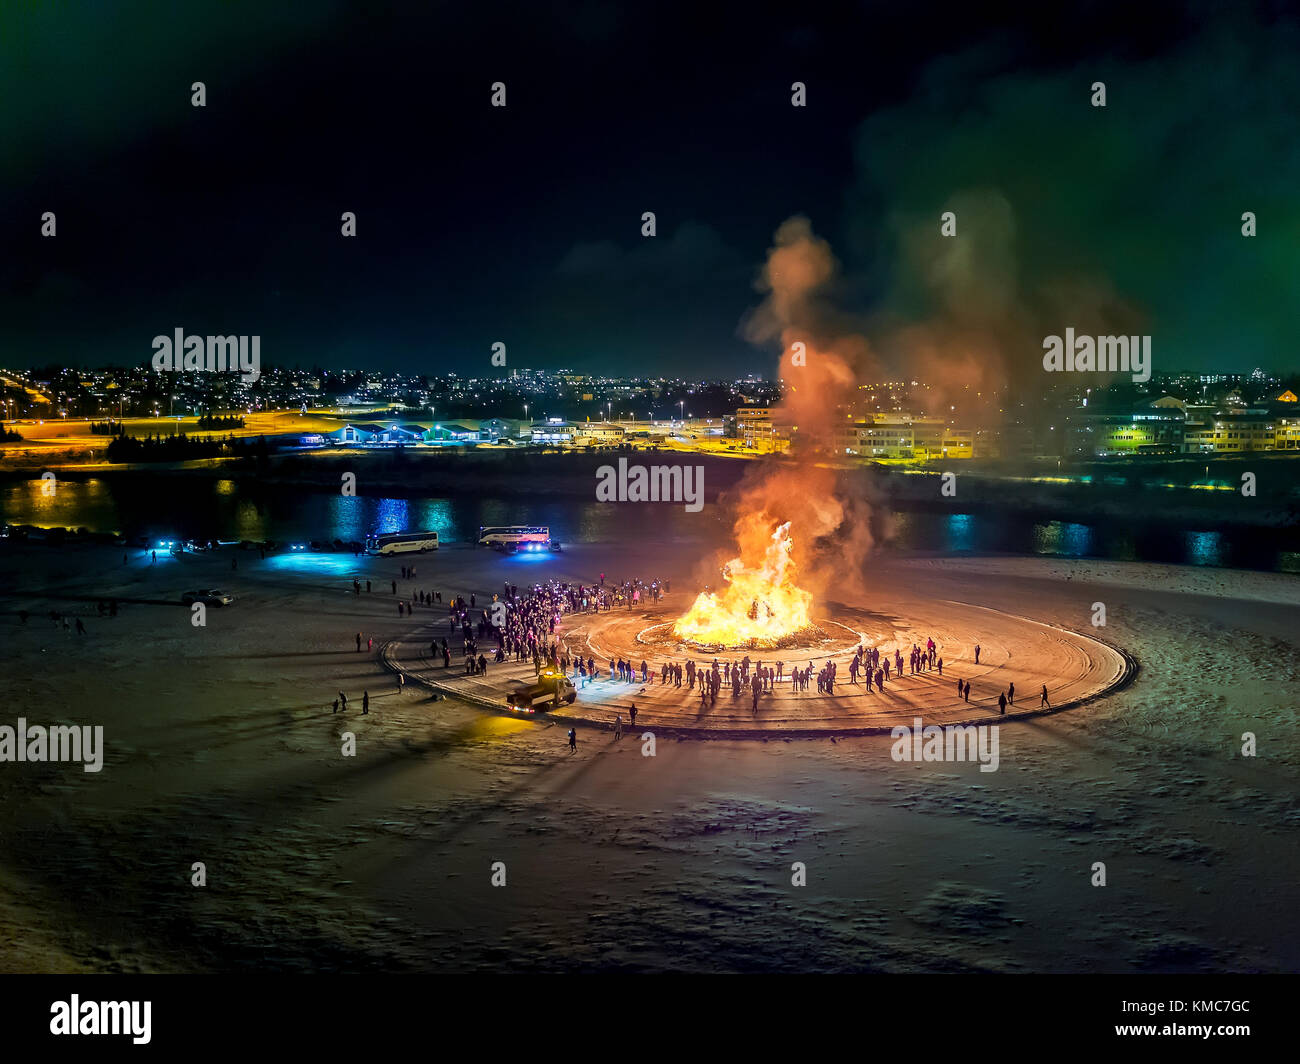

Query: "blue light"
left=943, top=514, right=974, bottom=552
left=264, top=553, right=361, bottom=576
left=1185, top=531, right=1224, bottom=567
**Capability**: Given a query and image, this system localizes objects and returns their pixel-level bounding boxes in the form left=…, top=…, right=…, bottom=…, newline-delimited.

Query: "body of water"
left=2, top=476, right=1298, bottom=573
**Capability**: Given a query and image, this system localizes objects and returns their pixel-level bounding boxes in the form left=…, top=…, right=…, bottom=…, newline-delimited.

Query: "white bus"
left=368, top=530, right=440, bottom=555
left=477, top=525, right=549, bottom=548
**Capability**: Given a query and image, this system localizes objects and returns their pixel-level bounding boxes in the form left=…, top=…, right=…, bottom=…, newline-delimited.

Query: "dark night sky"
left=1, top=0, right=1296, bottom=377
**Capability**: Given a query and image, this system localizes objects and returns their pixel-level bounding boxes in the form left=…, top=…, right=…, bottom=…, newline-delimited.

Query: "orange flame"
left=672, top=521, right=815, bottom=648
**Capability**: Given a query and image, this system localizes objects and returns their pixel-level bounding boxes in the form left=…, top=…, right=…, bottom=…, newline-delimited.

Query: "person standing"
left=629, top=703, right=637, bottom=729
left=998, top=692, right=1007, bottom=715
left=974, top=644, right=981, bottom=665
left=362, top=690, right=369, bottom=714
left=356, top=632, right=362, bottom=652
left=614, top=714, right=623, bottom=740
left=338, top=690, right=348, bottom=711
left=1008, top=682, right=1015, bottom=705
left=567, top=727, right=577, bottom=753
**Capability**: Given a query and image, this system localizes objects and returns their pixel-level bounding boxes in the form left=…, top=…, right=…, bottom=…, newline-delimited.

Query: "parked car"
left=180, top=589, right=235, bottom=607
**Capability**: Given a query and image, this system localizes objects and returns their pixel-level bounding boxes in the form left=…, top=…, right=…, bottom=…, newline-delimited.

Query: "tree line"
left=104, top=433, right=269, bottom=463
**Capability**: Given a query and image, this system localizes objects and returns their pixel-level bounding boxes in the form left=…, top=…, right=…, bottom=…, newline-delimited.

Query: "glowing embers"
left=671, top=521, right=820, bottom=649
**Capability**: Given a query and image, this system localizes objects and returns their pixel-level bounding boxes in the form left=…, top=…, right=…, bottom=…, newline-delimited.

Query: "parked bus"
left=477, top=525, right=550, bottom=548
left=367, top=530, right=440, bottom=555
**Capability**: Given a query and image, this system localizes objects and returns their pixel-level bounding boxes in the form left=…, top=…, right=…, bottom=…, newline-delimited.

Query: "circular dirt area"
left=385, top=596, right=1136, bottom=736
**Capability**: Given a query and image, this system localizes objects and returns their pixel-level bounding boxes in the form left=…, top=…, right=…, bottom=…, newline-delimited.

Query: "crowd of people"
left=357, top=567, right=1042, bottom=723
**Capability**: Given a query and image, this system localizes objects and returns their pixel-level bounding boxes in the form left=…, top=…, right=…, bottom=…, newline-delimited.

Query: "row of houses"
left=332, top=418, right=639, bottom=447
left=336, top=418, right=523, bottom=446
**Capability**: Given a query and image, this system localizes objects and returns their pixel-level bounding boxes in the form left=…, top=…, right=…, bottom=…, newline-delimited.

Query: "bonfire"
left=672, top=521, right=819, bottom=649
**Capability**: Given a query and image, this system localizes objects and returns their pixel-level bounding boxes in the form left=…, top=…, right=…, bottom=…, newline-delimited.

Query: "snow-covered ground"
left=0, top=542, right=1296, bottom=972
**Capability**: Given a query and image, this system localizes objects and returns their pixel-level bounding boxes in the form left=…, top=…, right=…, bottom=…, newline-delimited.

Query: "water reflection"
left=0, top=477, right=1293, bottom=573
left=1184, top=530, right=1224, bottom=567
left=1033, top=521, right=1093, bottom=557
left=944, top=514, right=974, bottom=552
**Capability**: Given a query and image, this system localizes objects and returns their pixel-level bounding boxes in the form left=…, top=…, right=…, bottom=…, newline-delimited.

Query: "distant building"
left=1182, top=406, right=1277, bottom=454
left=1067, top=405, right=1184, bottom=457
left=479, top=417, right=532, bottom=441
left=734, top=406, right=789, bottom=452
left=574, top=421, right=625, bottom=445
left=834, top=414, right=973, bottom=459
left=338, top=422, right=387, bottom=445
left=531, top=419, right=575, bottom=444
left=1276, top=416, right=1300, bottom=450
left=428, top=421, right=481, bottom=442
left=337, top=422, right=425, bottom=445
